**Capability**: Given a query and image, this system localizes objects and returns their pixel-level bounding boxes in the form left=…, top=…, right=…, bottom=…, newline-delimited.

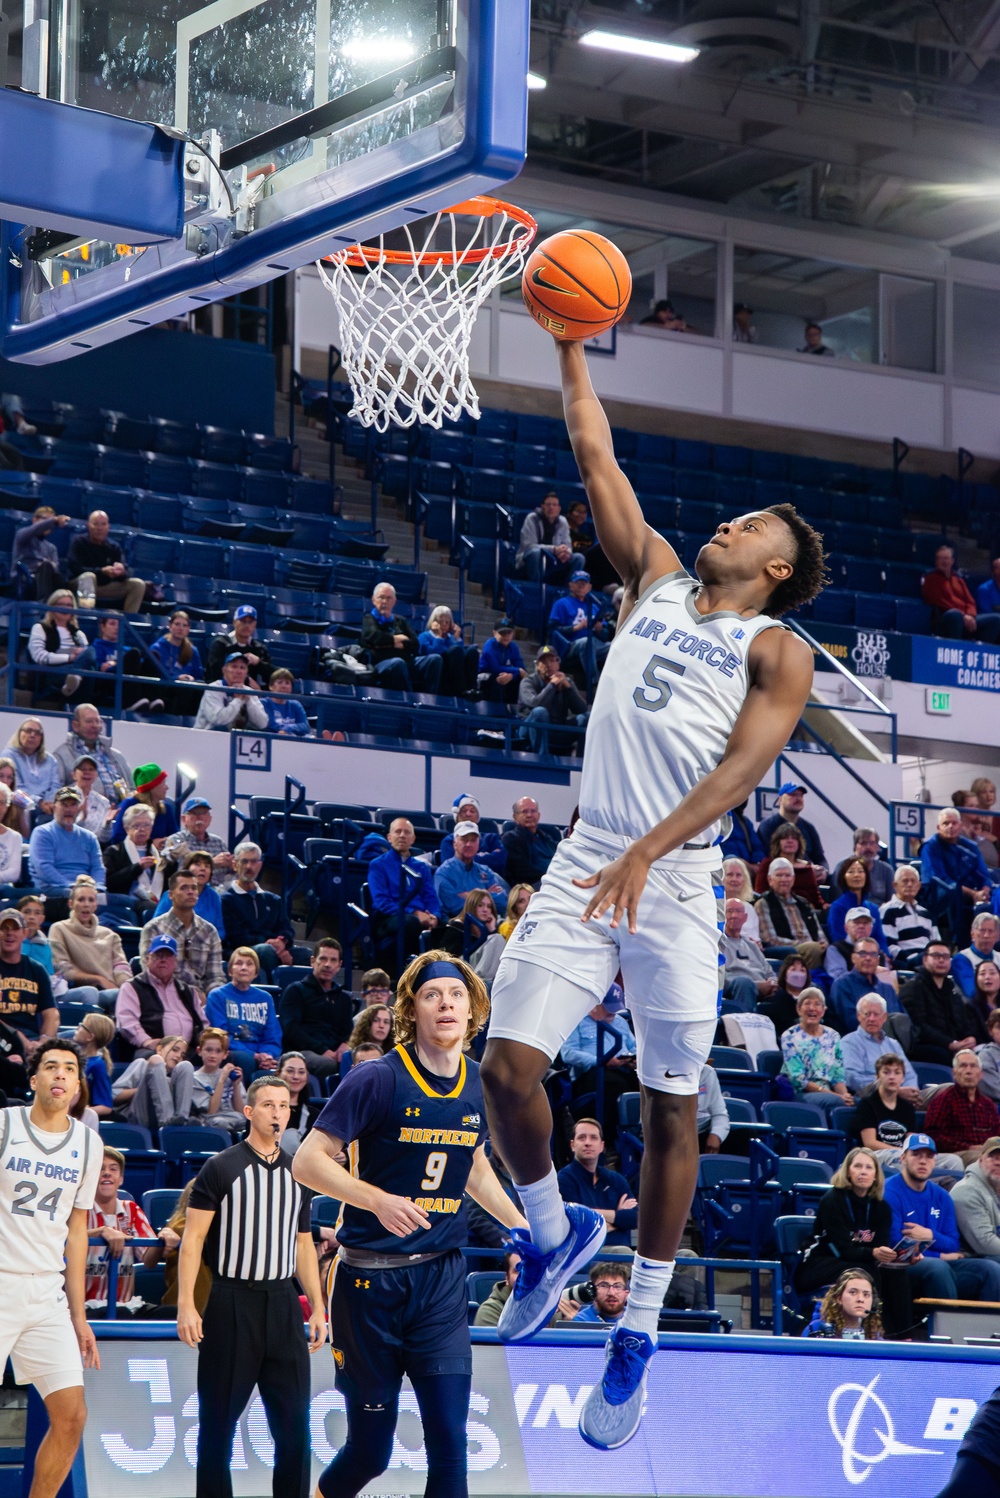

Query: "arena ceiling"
left=528, top=1, right=1000, bottom=260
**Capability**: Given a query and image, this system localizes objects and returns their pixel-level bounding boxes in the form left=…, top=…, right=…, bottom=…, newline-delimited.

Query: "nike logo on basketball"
left=531, top=267, right=577, bottom=298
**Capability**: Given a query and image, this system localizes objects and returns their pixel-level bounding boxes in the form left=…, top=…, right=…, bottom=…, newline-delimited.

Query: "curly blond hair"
left=393, top=950, right=490, bottom=1049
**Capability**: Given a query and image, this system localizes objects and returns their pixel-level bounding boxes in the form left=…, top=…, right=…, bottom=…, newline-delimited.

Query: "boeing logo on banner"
left=827, top=1377, right=971, bottom=1485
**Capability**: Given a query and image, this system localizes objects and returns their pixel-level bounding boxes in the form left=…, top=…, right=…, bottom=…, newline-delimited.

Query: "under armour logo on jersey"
left=405, top=1106, right=421, bottom=1117
left=355, top=1278, right=371, bottom=1289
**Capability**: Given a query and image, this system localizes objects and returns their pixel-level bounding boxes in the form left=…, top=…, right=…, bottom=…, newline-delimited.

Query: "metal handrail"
left=788, top=616, right=893, bottom=719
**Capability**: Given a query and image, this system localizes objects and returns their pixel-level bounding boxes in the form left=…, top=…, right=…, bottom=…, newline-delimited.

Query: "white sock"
left=516, top=1168, right=571, bottom=1254
left=621, top=1253, right=674, bottom=1340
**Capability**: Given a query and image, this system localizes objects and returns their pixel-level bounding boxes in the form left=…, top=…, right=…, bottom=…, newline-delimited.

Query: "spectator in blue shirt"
left=884, top=1134, right=1000, bottom=1303
left=28, top=786, right=106, bottom=907
left=434, top=822, right=509, bottom=919
left=829, top=940, right=902, bottom=1034
left=558, top=1117, right=637, bottom=1247
left=978, top=560, right=1000, bottom=617
left=827, top=859, right=888, bottom=946
left=153, top=850, right=224, bottom=938
left=149, top=609, right=204, bottom=683
left=921, top=806, right=992, bottom=944
left=368, top=817, right=441, bottom=961
left=417, top=606, right=478, bottom=697
left=547, top=572, right=612, bottom=687
left=563, top=1261, right=630, bottom=1325
left=205, top=946, right=283, bottom=1079
left=438, top=794, right=506, bottom=875
left=952, top=912, right=1000, bottom=999
left=561, top=985, right=638, bottom=1152
left=477, top=619, right=525, bottom=705
left=262, top=668, right=311, bottom=738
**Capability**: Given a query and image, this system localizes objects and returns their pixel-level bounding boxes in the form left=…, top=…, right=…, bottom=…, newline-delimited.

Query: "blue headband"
left=418, top=961, right=466, bottom=986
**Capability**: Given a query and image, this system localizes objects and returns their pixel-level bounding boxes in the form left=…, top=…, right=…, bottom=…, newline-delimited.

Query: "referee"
left=177, top=1075, right=326, bottom=1498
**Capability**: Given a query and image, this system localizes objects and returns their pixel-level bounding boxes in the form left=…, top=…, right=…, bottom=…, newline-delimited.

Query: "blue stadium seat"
left=146, top=454, right=193, bottom=494
left=894, top=598, right=930, bottom=634
left=811, top=591, right=855, bottom=625
left=674, top=438, right=712, bottom=470
left=854, top=593, right=896, bottom=630
left=149, top=417, right=201, bottom=458
left=191, top=459, right=244, bottom=502
left=710, top=1046, right=754, bottom=1071
left=141, top=1188, right=182, bottom=1231
left=713, top=444, right=752, bottom=476
left=199, top=426, right=246, bottom=466
left=178, top=538, right=230, bottom=579
left=131, top=534, right=178, bottom=573
left=98, top=449, right=148, bottom=488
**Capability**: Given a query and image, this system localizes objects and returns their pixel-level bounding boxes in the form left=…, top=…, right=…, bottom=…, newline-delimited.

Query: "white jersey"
left=0, top=1108, right=101, bottom=1275
left=578, top=570, right=788, bottom=849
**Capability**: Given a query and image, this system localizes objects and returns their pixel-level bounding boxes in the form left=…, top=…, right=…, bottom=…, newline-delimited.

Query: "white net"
left=316, top=198, right=537, bottom=431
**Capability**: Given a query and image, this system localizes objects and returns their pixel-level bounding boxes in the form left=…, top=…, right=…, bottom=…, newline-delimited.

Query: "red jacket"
left=922, top=569, right=977, bottom=618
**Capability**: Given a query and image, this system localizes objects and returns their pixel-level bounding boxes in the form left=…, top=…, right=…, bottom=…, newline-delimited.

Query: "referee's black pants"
left=196, top=1277, right=311, bottom=1498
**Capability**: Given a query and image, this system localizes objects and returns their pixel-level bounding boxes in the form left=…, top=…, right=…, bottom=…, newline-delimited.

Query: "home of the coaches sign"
left=809, top=624, right=1000, bottom=695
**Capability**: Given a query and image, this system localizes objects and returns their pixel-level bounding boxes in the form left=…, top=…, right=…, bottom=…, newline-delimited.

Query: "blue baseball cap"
left=778, top=782, right=805, bottom=796
left=234, top=605, right=257, bottom=620
left=570, top=570, right=591, bottom=583
left=148, top=934, right=178, bottom=955
left=182, top=797, right=211, bottom=813
left=224, top=651, right=249, bottom=666
left=902, top=1133, right=936, bottom=1154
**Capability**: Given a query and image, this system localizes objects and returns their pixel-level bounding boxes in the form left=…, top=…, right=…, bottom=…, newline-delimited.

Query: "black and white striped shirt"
left=189, top=1142, right=310, bottom=1281
left=879, top=898, right=939, bottom=961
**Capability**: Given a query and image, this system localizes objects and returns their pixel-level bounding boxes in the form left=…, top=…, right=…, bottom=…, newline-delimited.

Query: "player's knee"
left=641, top=1089, right=697, bottom=1150
left=48, top=1390, right=87, bottom=1441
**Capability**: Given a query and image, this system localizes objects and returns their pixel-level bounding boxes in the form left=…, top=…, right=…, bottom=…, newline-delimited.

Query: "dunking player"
left=0, top=1039, right=101, bottom=1497
left=293, top=951, right=525, bottom=1498
left=481, top=339, right=826, bottom=1449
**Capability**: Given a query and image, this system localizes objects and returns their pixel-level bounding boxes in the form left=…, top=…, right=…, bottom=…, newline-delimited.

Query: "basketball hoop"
left=317, top=197, right=537, bottom=431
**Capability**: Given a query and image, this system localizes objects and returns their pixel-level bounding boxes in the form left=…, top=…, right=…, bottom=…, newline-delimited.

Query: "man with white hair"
left=841, top=995, right=920, bottom=1099
left=920, top=805, right=991, bottom=944
left=926, top=1050, right=1000, bottom=1165
left=719, top=900, right=776, bottom=1010
left=824, top=906, right=886, bottom=982
left=754, top=857, right=827, bottom=966
left=359, top=582, right=442, bottom=693
left=220, top=843, right=294, bottom=976
left=953, top=912, right=1000, bottom=999
left=879, top=864, right=939, bottom=971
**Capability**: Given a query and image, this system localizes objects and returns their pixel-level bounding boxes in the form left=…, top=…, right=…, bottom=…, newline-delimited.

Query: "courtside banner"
left=80, top=1333, right=997, bottom=1496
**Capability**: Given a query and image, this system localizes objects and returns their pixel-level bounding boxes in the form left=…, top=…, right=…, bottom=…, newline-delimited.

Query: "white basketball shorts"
left=0, top=1272, right=84, bottom=1398
left=490, top=820, right=722, bottom=1095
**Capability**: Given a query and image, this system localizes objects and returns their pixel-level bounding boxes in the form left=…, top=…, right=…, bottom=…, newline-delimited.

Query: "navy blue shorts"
left=328, top=1250, right=471, bottom=1400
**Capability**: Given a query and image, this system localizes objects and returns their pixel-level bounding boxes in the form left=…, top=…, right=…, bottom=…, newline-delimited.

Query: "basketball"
left=521, top=230, right=632, bottom=341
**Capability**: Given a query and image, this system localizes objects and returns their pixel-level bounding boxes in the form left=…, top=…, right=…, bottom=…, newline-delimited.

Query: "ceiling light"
left=342, top=36, right=417, bottom=65
left=579, top=29, right=699, bottom=64
left=527, top=72, right=547, bottom=91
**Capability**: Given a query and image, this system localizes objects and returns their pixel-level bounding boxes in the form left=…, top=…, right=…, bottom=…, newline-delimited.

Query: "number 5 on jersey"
left=633, top=655, right=686, bottom=712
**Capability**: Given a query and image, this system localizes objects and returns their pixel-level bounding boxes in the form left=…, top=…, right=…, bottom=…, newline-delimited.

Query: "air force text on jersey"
left=628, top=616, right=742, bottom=678
left=5, top=1156, right=82, bottom=1183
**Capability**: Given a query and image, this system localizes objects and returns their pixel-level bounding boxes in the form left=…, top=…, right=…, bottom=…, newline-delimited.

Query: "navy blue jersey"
left=314, top=1043, right=486, bottom=1256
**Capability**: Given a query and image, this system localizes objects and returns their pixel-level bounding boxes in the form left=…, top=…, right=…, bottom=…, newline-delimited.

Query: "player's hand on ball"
left=574, top=844, right=652, bottom=934
left=75, top=1319, right=100, bottom=1370
left=375, top=1192, right=432, bottom=1238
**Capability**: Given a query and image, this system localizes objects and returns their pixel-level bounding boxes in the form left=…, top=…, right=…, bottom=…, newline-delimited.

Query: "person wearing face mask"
left=758, top=954, right=809, bottom=1037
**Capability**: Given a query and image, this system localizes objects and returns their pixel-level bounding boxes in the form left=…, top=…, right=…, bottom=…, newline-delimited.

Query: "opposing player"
left=0, top=1039, right=102, bottom=1496
left=481, top=338, right=826, bottom=1449
left=292, top=951, right=526, bottom=1498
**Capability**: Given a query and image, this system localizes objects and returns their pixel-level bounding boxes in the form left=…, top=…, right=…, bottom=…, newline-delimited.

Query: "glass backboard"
left=3, top=0, right=529, bottom=362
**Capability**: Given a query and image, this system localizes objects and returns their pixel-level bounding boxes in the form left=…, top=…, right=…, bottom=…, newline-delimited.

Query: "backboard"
left=3, top=0, right=529, bottom=362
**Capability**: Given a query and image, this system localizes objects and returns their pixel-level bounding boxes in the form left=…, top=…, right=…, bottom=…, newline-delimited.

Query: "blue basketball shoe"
left=578, top=1325, right=656, bottom=1450
left=496, top=1203, right=607, bottom=1344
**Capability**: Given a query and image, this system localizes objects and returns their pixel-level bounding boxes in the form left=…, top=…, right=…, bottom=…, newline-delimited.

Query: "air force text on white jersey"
left=578, top=571, right=787, bottom=850
left=0, top=1109, right=101, bottom=1276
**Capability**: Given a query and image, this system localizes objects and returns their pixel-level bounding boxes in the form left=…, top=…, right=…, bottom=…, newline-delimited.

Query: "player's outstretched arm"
left=558, top=341, right=679, bottom=594
left=293, top=1128, right=432, bottom=1238
left=467, top=1145, right=528, bottom=1231
left=574, top=629, right=814, bottom=931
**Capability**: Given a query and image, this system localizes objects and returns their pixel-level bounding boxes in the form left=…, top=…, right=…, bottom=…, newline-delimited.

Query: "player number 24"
left=421, top=1152, right=447, bottom=1191
left=633, top=655, right=686, bottom=712
left=10, top=1181, right=63, bottom=1219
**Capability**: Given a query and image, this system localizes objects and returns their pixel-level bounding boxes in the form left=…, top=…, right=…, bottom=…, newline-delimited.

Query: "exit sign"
left=926, top=688, right=952, bottom=715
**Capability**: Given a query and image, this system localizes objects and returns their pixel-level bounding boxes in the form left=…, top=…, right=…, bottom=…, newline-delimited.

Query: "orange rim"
left=327, top=197, right=537, bottom=268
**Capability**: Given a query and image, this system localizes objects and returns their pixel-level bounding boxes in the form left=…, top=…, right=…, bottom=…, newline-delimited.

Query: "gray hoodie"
left=516, top=508, right=572, bottom=567
left=951, top=1159, right=1000, bottom=1260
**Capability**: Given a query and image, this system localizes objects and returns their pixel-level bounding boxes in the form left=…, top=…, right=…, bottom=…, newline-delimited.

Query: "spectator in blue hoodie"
left=884, top=1132, right=1000, bottom=1303
left=262, top=668, right=311, bottom=738
left=204, top=946, right=282, bottom=1078
left=547, top=571, right=612, bottom=685
left=417, top=606, right=478, bottom=697
left=477, top=619, right=525, bottom=705
left=921, top=806, right=992, bottom=944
